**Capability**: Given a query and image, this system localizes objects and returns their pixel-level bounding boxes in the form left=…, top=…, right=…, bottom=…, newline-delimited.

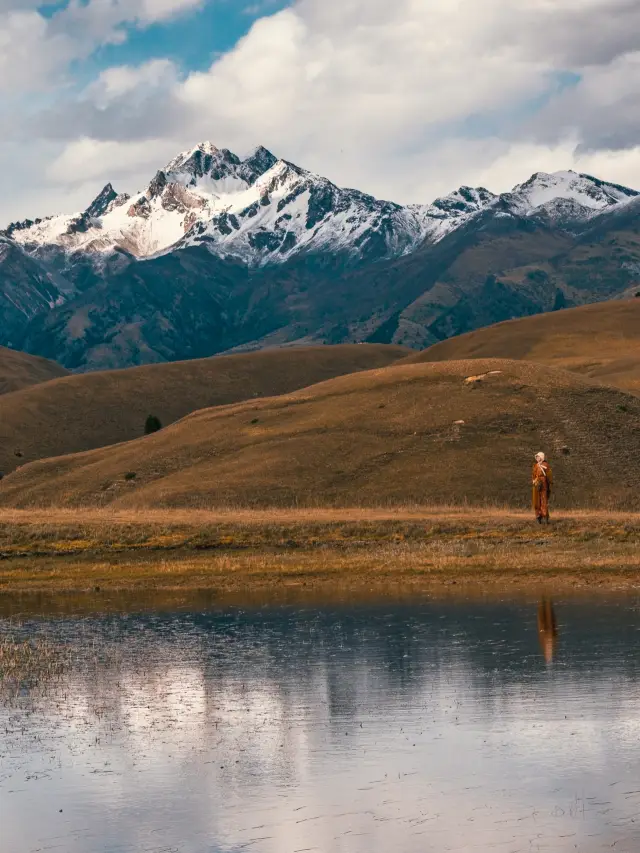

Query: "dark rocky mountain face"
left=20, top=201, right=640, bottom=373
left=365, top=212, right=577, bottom=347
left=2, top=146, right=640, bottom=370
left=362, top=203, right=640, bottom=347
left=85, top=183, right=118, bottom=219
left=20, top=247, right=250, bottom=372
left=0, top=237, right=67, bottom=349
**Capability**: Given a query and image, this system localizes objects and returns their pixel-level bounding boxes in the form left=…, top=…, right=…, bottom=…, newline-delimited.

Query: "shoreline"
left=1, top=507, right=640, bottom=601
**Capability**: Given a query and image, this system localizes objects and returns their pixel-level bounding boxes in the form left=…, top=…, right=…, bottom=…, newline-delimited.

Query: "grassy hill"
left=0, top=344, right=407, bottom=476
left=0, top=345, right=68, bottom=395
left=2, top=358, right=639, bottom=510
left=402, top=300, right=640, bottom=393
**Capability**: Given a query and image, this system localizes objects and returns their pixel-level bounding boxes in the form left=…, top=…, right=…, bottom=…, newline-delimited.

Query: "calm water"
left=2, top=595, right=640, bottom=852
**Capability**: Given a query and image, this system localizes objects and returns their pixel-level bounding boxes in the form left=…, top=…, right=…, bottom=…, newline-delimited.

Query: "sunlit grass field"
left=2, top=506, right=640, bottom=596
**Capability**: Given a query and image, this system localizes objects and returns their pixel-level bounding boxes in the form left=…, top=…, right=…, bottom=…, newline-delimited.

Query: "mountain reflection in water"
left=1, top=596, right=640, bottom=853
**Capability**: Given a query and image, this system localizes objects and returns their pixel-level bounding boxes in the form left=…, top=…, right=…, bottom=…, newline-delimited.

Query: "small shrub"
left=617, top=404, right=629, bottom=413
left=124, top=471, right=137, bottom=481
left=251, top=418, right=259, bottom=424
left=144, top=414, right=162, bottom=435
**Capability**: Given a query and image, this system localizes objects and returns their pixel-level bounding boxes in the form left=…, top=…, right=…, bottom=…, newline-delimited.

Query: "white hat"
left=535, top=452, right=546, bottom=463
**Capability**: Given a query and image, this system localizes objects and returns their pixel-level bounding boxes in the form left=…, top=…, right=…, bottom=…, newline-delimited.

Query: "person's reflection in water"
left=537, top=598, right=558, bottom=664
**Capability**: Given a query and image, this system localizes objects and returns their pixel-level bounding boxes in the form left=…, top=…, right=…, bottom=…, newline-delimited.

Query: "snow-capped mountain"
left=6, top=144, right=639, bottom=271
left=181, top=157, right=428, bottom=263
left=502, top=170, right=639, bottom=222
left=413, top=186, right=498, bottom=241
left=7, top=143, right=428, bottom=266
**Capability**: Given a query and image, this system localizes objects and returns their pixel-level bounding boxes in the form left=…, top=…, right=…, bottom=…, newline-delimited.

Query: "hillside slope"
left=403, top=300, right=640, bottom=392
left=0, top=346, right=68, bottom=395
left=0, top=343, right=407, bottom=475
left=2, top=359, right=639, bottom=510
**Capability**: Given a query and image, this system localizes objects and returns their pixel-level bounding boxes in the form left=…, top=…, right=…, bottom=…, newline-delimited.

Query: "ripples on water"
left=2, top=596, right=640, bottom=852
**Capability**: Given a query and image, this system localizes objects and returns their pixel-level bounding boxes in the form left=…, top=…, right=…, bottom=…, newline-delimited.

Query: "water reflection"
left=537, top=597, right=558, bottom=663
left=1, top=598, right=640, bottom=853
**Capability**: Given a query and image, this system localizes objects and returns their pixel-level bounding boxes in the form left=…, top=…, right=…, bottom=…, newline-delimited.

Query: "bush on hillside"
left=144, top=415, right=162, bottom=435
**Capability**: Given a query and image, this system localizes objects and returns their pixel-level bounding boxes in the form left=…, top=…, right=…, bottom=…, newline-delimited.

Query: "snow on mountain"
left=180, top=156, right=430, bottom=264
left=411, top=186, right=498, bottom=241
left=5, top=149, right=639, bottom=271
left=414, top=170, right=638, bottom=238
left=503, top=170, right=639, bottom=221
left=8, top=142, right=429, bottom=264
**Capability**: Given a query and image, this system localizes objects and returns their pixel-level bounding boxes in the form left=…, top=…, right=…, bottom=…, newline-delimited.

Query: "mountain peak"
left=194, top=140, right=218, bottom=155
left=508, top=169, right=638, bottom=217
left=164, top=141, right=222, bottom=176
left=415, top=185, right=497, bottom=241
left=430, top=185, right=496, bottom=216
left=241, top=144, right=278, bottom=172
left=181, top=140, right=220, bottom=160
left=84, top=183, right=118, bottom=219
left=241, top=144, right=271, bottom=159
left=515, top=170, right=577, bottom=191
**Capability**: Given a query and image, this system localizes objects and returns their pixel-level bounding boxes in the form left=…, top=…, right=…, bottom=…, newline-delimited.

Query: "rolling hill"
left=2, top=359, right=639, bottom=510
left=0, top=345, right=68, bottom=395
left=402, top=300, right=640, bottom=393
left=0, top=343, right=407, bottom=476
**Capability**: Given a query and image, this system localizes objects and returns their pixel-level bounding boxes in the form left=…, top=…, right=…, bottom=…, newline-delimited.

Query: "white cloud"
left=0, top=0, right=40, bottom=8
left=527, top=52, right=640, bottom=154
left=0, top=0, right=207, bottom=94
left=175, top=2, right=548, bottom=141
left=166, top=0, right=640, bottom=199
left=47, top=136, right=177, bottom=185
left=85, top=59, right=179, bottom=107
left=0, top=11, right=75, bottom=92
left=138, top=0, right=204, bottom=21
left=59, top=0, right=205, bottom=41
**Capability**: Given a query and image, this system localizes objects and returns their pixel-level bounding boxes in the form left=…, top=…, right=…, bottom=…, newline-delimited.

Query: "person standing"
left=532, top=452, right=552, bottom=523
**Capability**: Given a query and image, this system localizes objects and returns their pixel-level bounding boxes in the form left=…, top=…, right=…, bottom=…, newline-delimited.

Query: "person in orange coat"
left=532, top=451, right=552, bottom=523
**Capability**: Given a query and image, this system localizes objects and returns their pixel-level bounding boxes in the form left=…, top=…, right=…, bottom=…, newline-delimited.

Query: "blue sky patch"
left=42, top=0, right=293, bottom=80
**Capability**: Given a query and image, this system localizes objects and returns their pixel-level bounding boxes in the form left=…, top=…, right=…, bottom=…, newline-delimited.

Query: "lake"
left=2, top=594, right=640, bottom=852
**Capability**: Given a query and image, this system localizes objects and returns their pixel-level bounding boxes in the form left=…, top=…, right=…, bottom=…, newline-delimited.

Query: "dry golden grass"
left=0, top=343, right=407, bottom=475
left=403, top=300, right=640, bottom=393
left=2, top=358, right=640, bottom=510
left=1, top=506, right=640, bottom=597
left=0, top=345, right=68, bottom=395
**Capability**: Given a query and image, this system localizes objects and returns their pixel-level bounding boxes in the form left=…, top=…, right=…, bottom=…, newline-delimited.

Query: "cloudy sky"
left=2, top=0, right=640, bottom=225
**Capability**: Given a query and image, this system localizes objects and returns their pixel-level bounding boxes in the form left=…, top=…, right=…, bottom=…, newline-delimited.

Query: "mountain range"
left=3, top=141, right=640, bottom=371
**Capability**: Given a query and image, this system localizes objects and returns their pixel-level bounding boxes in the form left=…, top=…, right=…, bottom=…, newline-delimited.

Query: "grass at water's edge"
left=1, top=507, right=640, bottom=598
